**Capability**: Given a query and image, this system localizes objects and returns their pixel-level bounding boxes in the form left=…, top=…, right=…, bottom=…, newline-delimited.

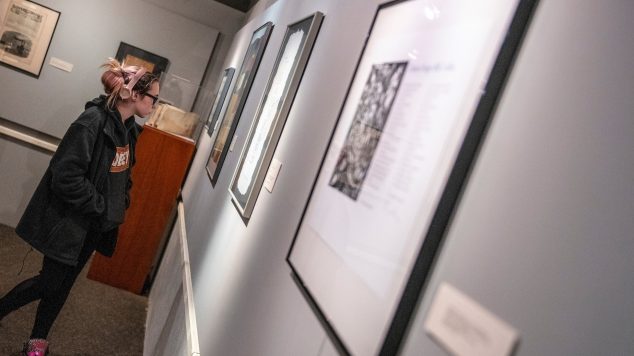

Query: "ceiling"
left=214, top=0, right=260, bottom=12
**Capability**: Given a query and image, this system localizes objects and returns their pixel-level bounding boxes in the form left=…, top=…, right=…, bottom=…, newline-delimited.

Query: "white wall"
left=152, top=0, right=634, bottom=355
left=0, top=0, right=220, bottom=227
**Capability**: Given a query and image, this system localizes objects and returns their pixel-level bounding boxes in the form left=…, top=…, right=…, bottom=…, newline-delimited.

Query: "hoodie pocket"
left=45, top=217, right=87, bottom=263
left=102, top=192, right=126, bottom=231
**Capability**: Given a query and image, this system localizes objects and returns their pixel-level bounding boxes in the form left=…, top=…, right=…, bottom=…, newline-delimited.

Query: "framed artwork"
left=115, top=41, right=169, bottom=75
left=229, top=12, right=324, bottom=219
left=286, top=0, right=538, bottom=355
left=206, top=67, right=235, bottom=136
left=0, top=0, right=60, bottom=78
left=206, top=21, right=273, bottom=186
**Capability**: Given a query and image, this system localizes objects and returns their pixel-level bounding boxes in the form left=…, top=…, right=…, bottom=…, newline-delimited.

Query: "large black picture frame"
left=115, top=41, right=169, bottom=76
left=286, top=0, right=539, bottom=355
left=206, top=22, right=273, bottom=186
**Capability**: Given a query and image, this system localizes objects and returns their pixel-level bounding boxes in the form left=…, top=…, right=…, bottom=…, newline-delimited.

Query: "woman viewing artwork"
left=0, top=58, right=160, bottom=356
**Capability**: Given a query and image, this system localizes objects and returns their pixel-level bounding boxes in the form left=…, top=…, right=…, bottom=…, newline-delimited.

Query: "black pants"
left=0, top=232, right=99, bottom=339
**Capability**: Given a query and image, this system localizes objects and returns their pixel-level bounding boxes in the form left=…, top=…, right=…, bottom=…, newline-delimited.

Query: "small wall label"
left=425, top=282, right=520, bottom=356
left=264, top=159, right=282, bottom=193
left=49, top=57, right=73, bottom=72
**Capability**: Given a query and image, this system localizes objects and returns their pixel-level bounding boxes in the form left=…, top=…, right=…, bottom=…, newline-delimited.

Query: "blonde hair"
left=100, top=58, right=158, bottom=109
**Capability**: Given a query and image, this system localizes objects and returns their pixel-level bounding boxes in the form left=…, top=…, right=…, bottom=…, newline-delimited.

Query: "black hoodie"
left=101, top=99, right=134, bottom=231
left=15, top=96, right=142, bottom=265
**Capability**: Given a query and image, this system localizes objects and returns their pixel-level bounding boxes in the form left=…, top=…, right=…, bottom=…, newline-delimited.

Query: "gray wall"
left=401, top=0, right=634, bottom=354
left=142, top=0, right=246, bottom=123
left=158, top=0, right=634, bottom=355
left=180, top=1, right=380, bottom=353
left=0, top=0, right=225, bottom=227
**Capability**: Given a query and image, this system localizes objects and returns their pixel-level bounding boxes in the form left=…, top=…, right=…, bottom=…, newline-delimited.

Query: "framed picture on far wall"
left=286, top=0, right=537, bottom=355
left=229, top=12, right=324, bottom=219
left=0, top=0, right=60, bottom=78
left=115, top=41, right=169, bottom=75
left=206, top=21, right=273, bottom=187
left=206, top=67, right=235, bottom=136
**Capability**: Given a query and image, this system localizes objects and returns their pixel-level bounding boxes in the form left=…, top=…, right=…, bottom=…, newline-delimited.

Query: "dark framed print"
left=286, top=0, right=538, bottom=355
left=229, top=12, right=324, bottom=219
left=115, top=41, right=169, bottom=75
left=206, top=21, right=273, bottom=186
left=0, top=0, right=60, bottom=78
left=206, top=67, right=235, bottom=136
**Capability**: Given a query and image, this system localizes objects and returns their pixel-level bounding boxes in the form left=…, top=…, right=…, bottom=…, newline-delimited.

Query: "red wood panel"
left=87, top=125, right=195, bottom=294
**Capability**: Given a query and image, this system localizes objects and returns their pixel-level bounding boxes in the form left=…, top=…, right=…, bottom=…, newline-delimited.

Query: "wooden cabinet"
left=87, top=125, right=195, bottom=295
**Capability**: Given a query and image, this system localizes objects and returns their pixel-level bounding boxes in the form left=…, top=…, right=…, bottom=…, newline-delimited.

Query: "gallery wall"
left=141, top=0, right=247, bottom=121
left=400, top=0, right=634, bottom=354
left=180, top=0, right=382, bottom=353
left=149, top=0, right=634, bottom=355
left=0, top=0, right=228, bottom=227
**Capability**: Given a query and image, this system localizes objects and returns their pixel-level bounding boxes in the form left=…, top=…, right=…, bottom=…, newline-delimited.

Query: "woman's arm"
left=49, top=123, right=105, bottom=217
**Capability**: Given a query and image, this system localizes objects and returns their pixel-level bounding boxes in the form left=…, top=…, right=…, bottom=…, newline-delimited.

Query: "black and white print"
left=329, top=61, right=408, bottom=200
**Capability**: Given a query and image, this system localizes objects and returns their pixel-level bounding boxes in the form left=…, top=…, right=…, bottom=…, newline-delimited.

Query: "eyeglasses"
left=144, top=93, right=159, bottom=106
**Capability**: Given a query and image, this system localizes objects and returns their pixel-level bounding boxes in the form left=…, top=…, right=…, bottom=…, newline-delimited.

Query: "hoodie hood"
left=85, top=95, right=108, bottom=110
left=85, top=95, right=142, bottom=139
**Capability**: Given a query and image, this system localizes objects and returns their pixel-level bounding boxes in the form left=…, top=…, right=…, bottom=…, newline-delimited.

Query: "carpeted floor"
left=0, top=224, right=147, bottom=355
